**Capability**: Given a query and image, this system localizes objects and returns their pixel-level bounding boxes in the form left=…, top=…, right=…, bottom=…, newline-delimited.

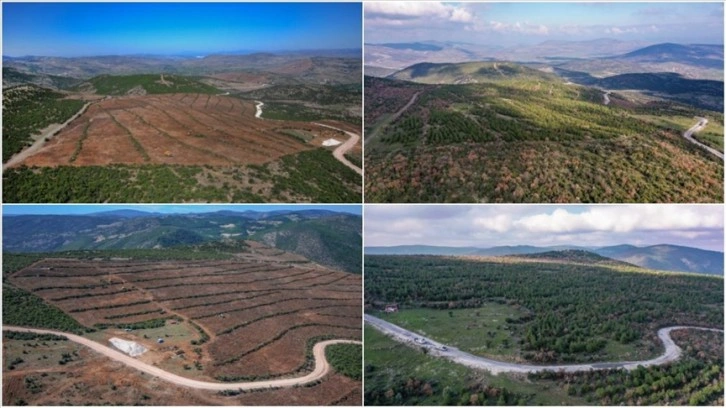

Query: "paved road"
left=683, top=117, right=724, bottom=160
left=365, top=314, right=723, bottom=375
left=314, top=123, right=363, bottom=175
left=3, top=101, right=92, bottom=170
left=3, top=326, right=361, bottom=391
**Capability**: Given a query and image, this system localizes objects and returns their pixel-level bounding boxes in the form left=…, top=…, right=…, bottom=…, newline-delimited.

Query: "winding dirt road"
left=365, top=314, right=723, bottom=375
left=602, top=91, right=611, bottom=105
left=314, top=122, right=363, bottom=175
left=3, top=101, right=92, bottom=170
left=3, top=326, right=361, bottom=391
left=251, top=98, right=362, bottom=174
left=683, top=117, right=724, bottom=160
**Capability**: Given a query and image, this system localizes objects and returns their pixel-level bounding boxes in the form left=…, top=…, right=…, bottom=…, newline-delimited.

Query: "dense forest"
left=364, top=75, right=724, bottom=203
left=530, top=330, right=723, bottom=405
left=3, top=148, right=361, bottom=203
left=365, top=255, right=722, bottom=363
left=83, top=74, right=219, bottom=95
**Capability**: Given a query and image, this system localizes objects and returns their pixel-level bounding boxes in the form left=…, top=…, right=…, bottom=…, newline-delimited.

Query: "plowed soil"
left=9, top=249, right=362, bottom=387
left=9, top=94, right=347, bottom=168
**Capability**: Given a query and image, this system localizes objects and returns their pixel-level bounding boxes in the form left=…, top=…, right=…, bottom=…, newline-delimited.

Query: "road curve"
left=314, top=123, right=363, bottom=175
left=3, top=326, right=361, bottom=391
left=684, top=117, right=724, bottom=160
left=602, top=91, right=611, bottom=106
left=255, top=101, right=264, bottom=119
left=3, top=101, right=92, bottom=170
left=365, top=314, right=723, bottom=375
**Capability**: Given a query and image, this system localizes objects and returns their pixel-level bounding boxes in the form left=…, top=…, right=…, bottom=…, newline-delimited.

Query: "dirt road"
left=365, top=314, right=723, bottom=375
left=602, top=91, right=611, bottom=105
left=3, top=326, right=361, bottom=391
left=3, top=101, right=91, bottom=170
left=684, top=117, right=724, bottom=160
left=314, top=122, right=363, bottom=175
left=367, top=91, right=421, bottom=141
left=255, top=101, right=264, bottom=118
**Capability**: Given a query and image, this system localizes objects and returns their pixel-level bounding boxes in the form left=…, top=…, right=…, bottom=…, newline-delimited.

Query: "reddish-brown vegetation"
left=9, top=94, right=347, bottom=168
left=9, top=254, right=362, bottom=384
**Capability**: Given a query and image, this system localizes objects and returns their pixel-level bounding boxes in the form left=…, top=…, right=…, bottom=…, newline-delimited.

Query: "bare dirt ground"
left=7, top=93, right=342, bottom=168
left=8, top=245, right=361, bottom=387
left=3, top=334, right=360, bottom=405
left=3, top=101, right=93, bottom=170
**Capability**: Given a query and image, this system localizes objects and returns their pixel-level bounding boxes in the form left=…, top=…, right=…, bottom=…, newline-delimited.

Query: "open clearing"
left=370, top=305, right=526, bottom=361
left=7, top=93, right=348, bottom=168
left=7, top=252, right=362, bottom=384
left=366, top=314, right=723, bottom=374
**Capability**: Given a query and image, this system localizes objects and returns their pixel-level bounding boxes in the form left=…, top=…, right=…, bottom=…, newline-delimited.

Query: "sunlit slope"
left=365, top=64, right=723, bottom=203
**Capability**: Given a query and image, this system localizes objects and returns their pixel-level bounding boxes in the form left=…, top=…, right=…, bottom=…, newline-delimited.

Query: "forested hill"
left=365, top=244, right=723, bottom=275
left=3, top=209, right=362, bottom=273
left=389, top=61, right=554, bottom=84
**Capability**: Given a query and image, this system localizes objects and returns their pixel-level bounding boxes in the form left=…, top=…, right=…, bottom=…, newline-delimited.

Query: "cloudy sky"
left=365, top=205, right=724, bottom=251
left=365, top=2, right=724, bottom=45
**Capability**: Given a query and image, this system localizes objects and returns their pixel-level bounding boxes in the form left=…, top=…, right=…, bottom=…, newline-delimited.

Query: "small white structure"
left=109, top=338, right=147, bottom=357
left=322, top=138, right=342, bottom=147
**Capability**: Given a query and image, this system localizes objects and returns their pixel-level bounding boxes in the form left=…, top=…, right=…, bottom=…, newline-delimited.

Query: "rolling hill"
left=365, top=62, right=723, bottom=203
left=388, top=61, right=553, bottom=84
left=3, top=210, right=362, bottom=273
left=365, top=244, right=723, bottom=275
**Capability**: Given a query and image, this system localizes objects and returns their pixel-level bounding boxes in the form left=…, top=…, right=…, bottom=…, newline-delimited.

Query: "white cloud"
left=365, top=1, right=476, bottom=24
left=473, top=214, right=512, bottom=233
left=514, top=206, right=722, bottom=234
left=364, top=205, right=724, bottom=251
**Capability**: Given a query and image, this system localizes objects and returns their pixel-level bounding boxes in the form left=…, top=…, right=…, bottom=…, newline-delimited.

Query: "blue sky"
left=3, top=3, right=362, bottom=57
left=365, top=2, right=724, bottom=45
left=365, top=205, right=724, bottom=251
left=3, top=204, right=362, bottom=217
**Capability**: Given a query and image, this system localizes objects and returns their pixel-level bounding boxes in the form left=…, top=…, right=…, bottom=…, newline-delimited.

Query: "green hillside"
left=249, top=214, right=362, bottom=274
left=83, top=74, right=219, bottom=95
left=3, top=85, right=86, bottom=163
left=390, top=61, right=554, bottom=84
left=365, top=68, right=723, bottom=203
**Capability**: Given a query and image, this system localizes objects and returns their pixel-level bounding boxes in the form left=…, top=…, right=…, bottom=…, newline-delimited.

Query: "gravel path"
left=365, top=314, right=722, bottom=375
left=4, top=326, right=360, bottom=391
left=314, top=122, right=362, bottom=175
left=683, top=117, right=724, bottom=160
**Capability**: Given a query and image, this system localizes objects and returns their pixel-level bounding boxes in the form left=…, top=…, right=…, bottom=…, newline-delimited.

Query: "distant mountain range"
left=365, top=40, right=723, bottom=82
left=3, top=209, right=362, bottom=273
left=365, top=244, right=723, bottom=276
left=3, top=52, right=362, bottom=88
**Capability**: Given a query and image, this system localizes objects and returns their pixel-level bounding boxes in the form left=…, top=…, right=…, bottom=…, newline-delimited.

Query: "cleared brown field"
left=9, top=93, right=348, bottom=168
left=2, top=334, right=360, bottom=406
left=9, top=254, right=362, bottom=385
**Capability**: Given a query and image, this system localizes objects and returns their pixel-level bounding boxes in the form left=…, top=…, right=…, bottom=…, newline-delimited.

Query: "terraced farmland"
left=8, top=93, right=347, bottom=168
left=7, top=256, right=362, bottom=384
